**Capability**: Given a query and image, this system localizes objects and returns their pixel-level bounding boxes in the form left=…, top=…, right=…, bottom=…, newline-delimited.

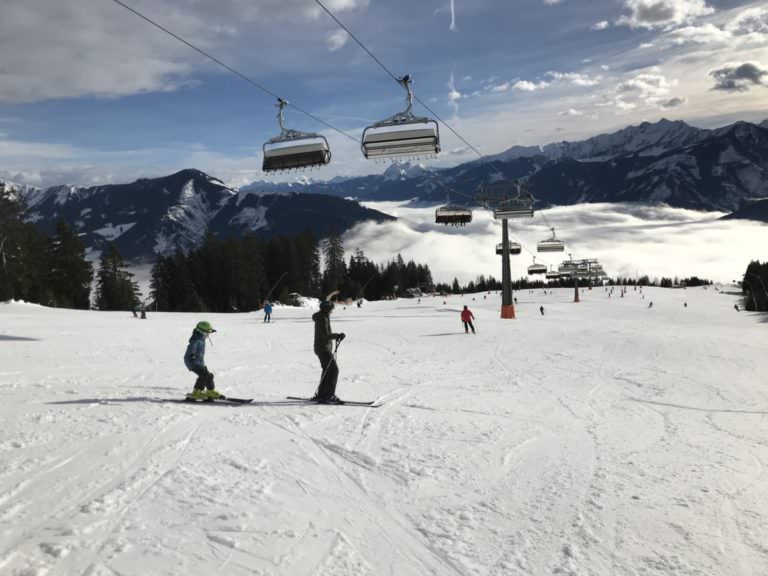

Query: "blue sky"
left=1, top=0, right=767, bottom=188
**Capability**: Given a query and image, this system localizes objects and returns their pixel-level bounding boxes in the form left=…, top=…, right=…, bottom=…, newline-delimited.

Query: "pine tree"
left=95, top=243, right=140, bottom=310
left=47, top=219, right=93, bottom=309
left=322, top=229, right=346, bottom=296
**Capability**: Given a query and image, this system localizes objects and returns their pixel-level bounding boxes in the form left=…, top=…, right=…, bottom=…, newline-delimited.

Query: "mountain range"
left=3, top=117, right=767, bottom=263
left=241, top=118, right=768, bottom=213
left=2, top=170, right=393, bottom=262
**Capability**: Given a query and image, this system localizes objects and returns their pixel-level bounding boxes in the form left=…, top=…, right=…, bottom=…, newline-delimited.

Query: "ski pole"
left=315, top=339, right=342, bottom=397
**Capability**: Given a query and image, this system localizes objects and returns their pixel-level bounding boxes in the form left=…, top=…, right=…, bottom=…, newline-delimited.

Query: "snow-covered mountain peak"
left=382, top=162, right=431, bottom=181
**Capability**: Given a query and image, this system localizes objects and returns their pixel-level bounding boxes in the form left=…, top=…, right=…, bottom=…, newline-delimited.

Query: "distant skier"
left=140, top=307, right=147, bottom=319
left=311, top=300, right=345, bottom=403
left=184, top=321, right=220, bottom=400
left=461, top=305, right=476, bottom=334
left=539, top=305, right=544, bottom=316
left=684, top=302, right=687, bottom=308
left=263, top=301, right=273, bottom=323
left=648, top=301, right=653, bottom=309
left=734, top=304, right=740, bottom=312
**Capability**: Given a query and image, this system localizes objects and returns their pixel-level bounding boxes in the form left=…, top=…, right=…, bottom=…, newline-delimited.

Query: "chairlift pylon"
left=537, top=227, right=565, bottom=252
left=362, top=75, right=440, bottom=160
left=262, top=98, right=331, bottom=172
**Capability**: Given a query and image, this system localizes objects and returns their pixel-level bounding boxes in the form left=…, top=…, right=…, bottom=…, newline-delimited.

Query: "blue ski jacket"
left=264, top=303, right=273, bottom=314
left=184, top=330, right=207, bottom=370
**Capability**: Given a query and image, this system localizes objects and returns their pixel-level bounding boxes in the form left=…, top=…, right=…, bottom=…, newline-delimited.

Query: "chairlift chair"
left=435, top=204, right=472, bottom=226
left=545, top=267, right=560, bottom=279
left=262, top=98, right=331, bottom=172
left=537, top=227, right=565, bottom=252
left=527, top=257, right=547, bottom=275
left=362, top=75, right=440, bottom=160
left=496, top=241, right=522, bottom=255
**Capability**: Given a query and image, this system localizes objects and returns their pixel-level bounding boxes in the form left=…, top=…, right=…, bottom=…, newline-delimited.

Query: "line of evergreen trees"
left=742, top=260, right=768, bottom=311
left=436, top=274, right=713, bottom=295
left=149, top=230, right=434, bottom=312
left=0, top=196, right=93, bottom=308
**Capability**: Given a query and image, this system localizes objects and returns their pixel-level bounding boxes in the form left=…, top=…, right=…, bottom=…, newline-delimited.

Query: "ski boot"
left=187, top=388, right=207, bottom=401
left=205, top=389, right=223, bottom=400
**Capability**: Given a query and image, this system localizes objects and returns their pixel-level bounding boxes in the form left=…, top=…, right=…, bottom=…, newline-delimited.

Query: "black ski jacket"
left=312, top=311, right=341, bottom=354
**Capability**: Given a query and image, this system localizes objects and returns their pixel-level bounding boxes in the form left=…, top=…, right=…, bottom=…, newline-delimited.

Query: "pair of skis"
left=181, top=394, right=379, bottom=407
left=285, top=396, right=381, bottom=408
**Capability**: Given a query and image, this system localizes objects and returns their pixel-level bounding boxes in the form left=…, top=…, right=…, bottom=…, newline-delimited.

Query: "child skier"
left=311, top=300, right=345, bottom=403
left=184, top=321, right=221, bottom=400
left=461, top=305, right=476, bottom=334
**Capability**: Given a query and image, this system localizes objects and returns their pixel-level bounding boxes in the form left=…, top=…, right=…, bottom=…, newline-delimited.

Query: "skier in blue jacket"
left=184, top=321, right=221, bottom=400
left=263, top=301, right=273, bottom=323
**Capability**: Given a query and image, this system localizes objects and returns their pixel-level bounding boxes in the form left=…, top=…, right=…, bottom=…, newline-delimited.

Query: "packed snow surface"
left=1, top=287, right=767, bottom=575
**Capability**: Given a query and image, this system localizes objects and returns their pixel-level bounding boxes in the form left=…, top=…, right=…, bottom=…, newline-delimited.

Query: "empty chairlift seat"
left=362, top=75, right=440, bottom=161
left=262, top=98, right=331, bottom=173
left=537, top=228, right=565, bottom=252
left=363, top=121, right=440, bottom=159
left=528, top=257, right=547, bottom=275
left=545, top=267, right=560, bottom=279
left=496, top=241, right=522, bottom=255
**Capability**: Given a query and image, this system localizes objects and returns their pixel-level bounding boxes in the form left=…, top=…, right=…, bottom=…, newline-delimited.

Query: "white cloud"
left=513, top=80, right=551, bottom=91
left=490, top=82, right=511, bottom=93
left=543, top=0, right=563, bottom=5
left=326, top=29, right=349, bottom=51
left=0, top=0, right=369, bottom=103
left=449, top=0, right=457, bottom=31
left=560, top=108, right=585, bottom=116
left=592, top=20, right=610, bottom=31
left=617, top=0, right=714, bottom=29
left=345, top=202, right=762, bottom=285
left=669, top=23, right=730, bottom=44
left=726, top=7, right=768, bottom=37
left=546, top=71, right=601, bottom=87
left=448, top=72, right=463, bottom=115
left=617, top=73, right=674, bottom=97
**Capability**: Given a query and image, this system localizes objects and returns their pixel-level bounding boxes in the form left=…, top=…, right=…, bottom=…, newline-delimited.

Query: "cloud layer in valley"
left=343, top=202, right=768, bottom=285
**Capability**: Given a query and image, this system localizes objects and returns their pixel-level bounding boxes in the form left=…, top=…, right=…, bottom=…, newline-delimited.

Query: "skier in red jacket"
left=461, top=305, right=476, bottom=334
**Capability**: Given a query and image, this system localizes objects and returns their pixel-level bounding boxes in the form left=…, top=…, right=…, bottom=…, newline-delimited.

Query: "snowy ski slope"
left=1, top=286, right=767, bottom=575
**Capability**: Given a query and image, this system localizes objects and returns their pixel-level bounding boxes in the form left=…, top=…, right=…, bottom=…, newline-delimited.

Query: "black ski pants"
left=463, top=320, right=475, bottom=334
left=315, top=349, right=339, bottom=400
left=190, top=366, right=215, bottom=390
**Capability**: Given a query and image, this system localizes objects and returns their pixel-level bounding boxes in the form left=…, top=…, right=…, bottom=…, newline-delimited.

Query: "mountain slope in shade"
left=5, top=169, right=393, bottom=262
left=239, top=119, right=768, bottom=212
left=721, top=197, right=768, bottom=222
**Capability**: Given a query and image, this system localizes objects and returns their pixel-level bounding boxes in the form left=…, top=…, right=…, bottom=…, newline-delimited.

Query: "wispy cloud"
left=591, top=20, right=610, bottom=31
left=617, top=0, right=714, bottom=29
left=449, top=0, right=457, bottom=31
left=326, top=29, right=349, bottom=51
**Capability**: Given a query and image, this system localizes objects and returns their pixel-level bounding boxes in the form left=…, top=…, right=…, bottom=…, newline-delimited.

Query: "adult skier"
left=184, top=321, right=221, bottom=400
left=461, top=305, right=476, bottom=334
left=540, top=305, right=545, bottom=316
left=311, top=300, right=345, bottom=403
left=263, top=301, right=273, bottom=323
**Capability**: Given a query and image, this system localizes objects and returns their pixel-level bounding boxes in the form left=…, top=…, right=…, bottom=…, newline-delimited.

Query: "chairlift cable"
left=312, top=0, right=483, bottom=158
left=109, top=0, right=360, bottom=144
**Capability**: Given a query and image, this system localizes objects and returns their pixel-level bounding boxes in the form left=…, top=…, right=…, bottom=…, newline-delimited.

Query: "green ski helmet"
left=195, top=321, right=216, bottom=334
